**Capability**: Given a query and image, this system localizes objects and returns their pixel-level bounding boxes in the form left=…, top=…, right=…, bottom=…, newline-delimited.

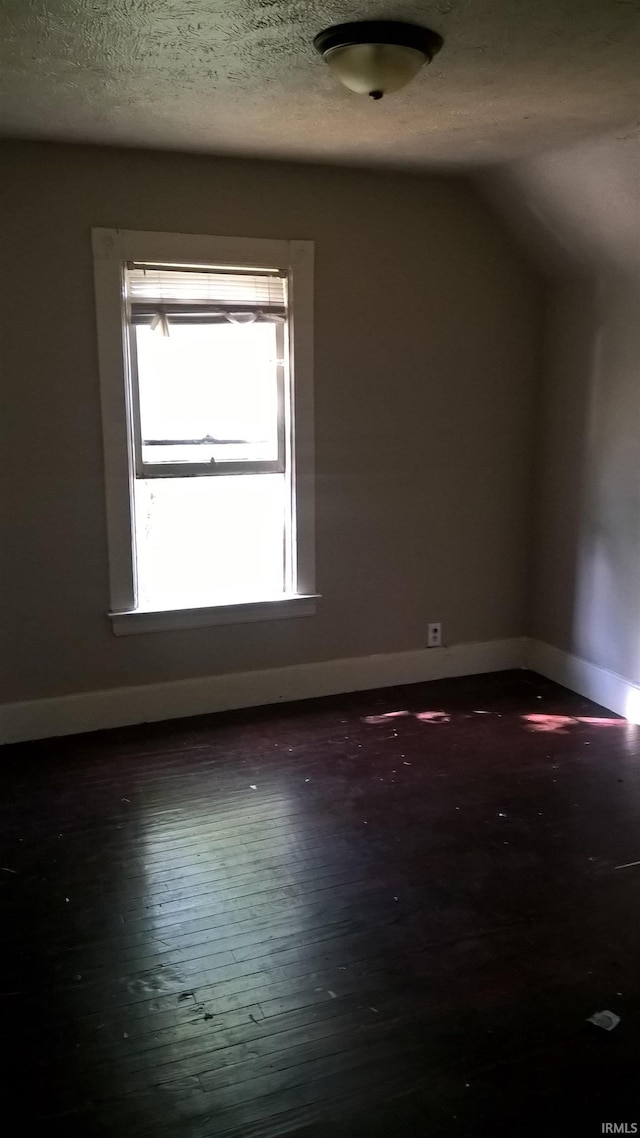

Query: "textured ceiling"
left=1, top=0, right=639, bottom=168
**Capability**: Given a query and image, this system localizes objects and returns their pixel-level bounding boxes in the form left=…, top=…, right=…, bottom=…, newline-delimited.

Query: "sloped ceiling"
left=0, top=0, right=638, bottom=168
left=479, top=131, right=640, bottom=277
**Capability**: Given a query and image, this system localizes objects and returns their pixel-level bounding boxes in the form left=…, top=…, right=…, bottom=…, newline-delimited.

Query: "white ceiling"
left=1, top=0, right=638, bottom=168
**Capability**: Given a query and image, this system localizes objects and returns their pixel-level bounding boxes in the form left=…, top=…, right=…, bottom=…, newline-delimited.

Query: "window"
left=92, top=230, right=316, bottom=634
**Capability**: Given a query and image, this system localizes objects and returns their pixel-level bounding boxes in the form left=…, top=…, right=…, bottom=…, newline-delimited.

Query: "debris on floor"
left=587, top=1010, right=620, bottom=1031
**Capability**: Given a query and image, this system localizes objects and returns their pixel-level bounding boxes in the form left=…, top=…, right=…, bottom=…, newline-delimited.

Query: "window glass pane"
left=135, top=323, right=280, bottom=466
left=134, top=474, right=286, bottom=609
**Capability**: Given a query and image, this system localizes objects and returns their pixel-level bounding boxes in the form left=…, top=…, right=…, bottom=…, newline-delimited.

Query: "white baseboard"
left=526, top=639, right=640, bottom=724
left=0, top=637, right=525, bottom=745
left=5, top=636, right=636, bottom=745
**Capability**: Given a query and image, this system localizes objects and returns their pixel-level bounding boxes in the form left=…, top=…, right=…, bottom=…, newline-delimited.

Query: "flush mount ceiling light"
left=313, top=20, right=443, bottom=100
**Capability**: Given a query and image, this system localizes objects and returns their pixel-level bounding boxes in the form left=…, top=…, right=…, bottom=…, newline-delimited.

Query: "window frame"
left=92, top=228, right=317, bottom=634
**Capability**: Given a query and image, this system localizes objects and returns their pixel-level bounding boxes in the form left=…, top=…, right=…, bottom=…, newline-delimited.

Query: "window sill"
left=110, top=594, right=319, bottom=636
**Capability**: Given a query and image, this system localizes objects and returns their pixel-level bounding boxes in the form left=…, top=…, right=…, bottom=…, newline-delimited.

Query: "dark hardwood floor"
left=1, top=670, right=639, bottom=1137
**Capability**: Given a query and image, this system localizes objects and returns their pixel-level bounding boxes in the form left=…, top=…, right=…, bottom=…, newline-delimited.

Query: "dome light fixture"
left=313, top=20, right=443, bottom=100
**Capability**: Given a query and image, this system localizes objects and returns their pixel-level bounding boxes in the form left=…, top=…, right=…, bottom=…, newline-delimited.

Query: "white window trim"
left=92, top=228, right=317, bottom=633
left=110, top=595, right=319, bottom=636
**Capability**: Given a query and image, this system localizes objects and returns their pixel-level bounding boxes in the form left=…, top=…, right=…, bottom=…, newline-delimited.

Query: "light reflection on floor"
left=137, top=788, right=301, bottom=990
left=362, top=708, right=626, bottom=733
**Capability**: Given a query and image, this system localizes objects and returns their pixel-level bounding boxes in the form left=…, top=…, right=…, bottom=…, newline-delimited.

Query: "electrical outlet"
left=427, top=622, right=442, bottom=648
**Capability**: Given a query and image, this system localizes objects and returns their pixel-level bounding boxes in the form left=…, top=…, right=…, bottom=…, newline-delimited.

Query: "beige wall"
left=482, top=133, right=640, bottom=685
left=0, top=141, right=539, bottom=704
left=535, top=276, right=640, bottom=682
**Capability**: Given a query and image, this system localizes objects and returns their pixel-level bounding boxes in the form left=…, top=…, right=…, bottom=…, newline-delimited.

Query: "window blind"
left=127, top=264, right=287, bottom=321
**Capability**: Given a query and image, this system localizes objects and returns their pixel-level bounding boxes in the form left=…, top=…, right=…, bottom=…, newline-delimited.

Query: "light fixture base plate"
left=313, top=20, right=444, bottom=62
